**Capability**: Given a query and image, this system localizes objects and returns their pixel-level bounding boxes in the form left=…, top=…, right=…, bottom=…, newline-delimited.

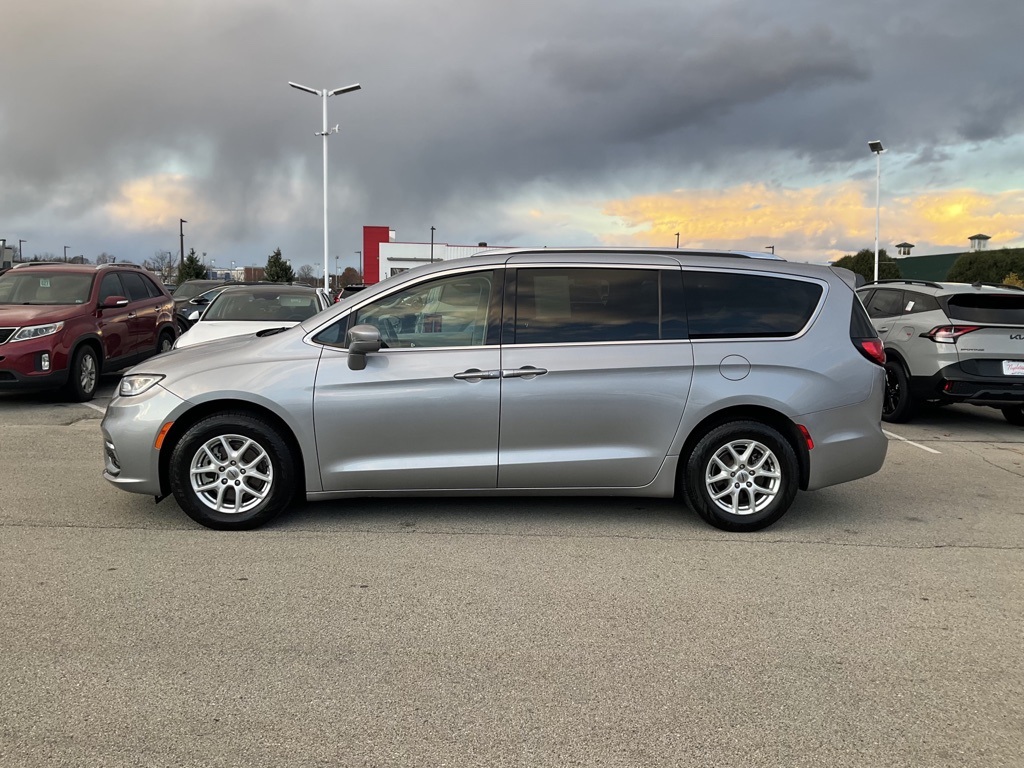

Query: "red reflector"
left=856, top=338, right=886, bottom=366
left=797, top=424, right=814, bottom=450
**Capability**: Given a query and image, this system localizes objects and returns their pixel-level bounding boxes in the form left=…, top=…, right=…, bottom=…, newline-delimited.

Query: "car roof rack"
left=860, top=278, right=944, bottom=289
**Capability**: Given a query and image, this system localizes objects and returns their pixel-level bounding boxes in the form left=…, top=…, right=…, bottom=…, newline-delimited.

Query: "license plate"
left=1004, top=360, right=1024, bottom=375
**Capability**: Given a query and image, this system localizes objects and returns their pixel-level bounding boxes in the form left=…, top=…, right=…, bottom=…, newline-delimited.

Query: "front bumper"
left=0, top=336, right=69, bottom=390
left=100, top=384, right=189, bottom=496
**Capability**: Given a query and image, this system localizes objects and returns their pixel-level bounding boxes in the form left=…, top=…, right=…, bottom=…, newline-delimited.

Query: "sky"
left=3, top=0, right=1024, bottom=276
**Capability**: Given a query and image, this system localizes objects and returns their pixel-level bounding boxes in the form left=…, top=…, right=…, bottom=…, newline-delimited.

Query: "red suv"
left=0, top=263, right=177, bottom=401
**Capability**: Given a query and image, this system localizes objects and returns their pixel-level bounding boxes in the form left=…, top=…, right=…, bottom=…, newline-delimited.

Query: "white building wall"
left=378, top=241, right=500, bottom=282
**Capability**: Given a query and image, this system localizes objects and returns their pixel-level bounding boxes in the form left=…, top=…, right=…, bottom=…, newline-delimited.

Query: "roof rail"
left=860, top=278, right=944, bottom=289
left=970, top=281, right=1024, bottom=292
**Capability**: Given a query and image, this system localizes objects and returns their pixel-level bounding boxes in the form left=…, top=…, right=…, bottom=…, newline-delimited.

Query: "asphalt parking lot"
left=1, top=379, right=1022, bottom=767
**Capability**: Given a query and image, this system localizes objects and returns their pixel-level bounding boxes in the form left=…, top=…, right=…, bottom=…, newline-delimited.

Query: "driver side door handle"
left=502, top=366, right=548, bottom=379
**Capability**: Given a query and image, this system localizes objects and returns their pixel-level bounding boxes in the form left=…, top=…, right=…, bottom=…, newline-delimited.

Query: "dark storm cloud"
left=2, top=0, right=1024, bottom=262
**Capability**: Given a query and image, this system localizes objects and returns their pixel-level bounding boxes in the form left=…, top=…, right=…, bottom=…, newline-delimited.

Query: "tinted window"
left=99, top=273, right=124, bottom=303
left=204, top=290, right=321, bottom=322
left=946, top=294, right=1024, bottom=324
left=683, top=271, right=823, bottom=339
left=120, top=272, right=150, bottom=302
left=513, top=268, right=661, bottom=344
left=901, top=291, right=939, bottom=314
left=140, top=274, right=164, bottom=298
left=863, top=288, right=904, bottom=319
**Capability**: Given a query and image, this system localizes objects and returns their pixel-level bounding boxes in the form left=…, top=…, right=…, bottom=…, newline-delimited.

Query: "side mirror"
left=346, top=323, right=382, bottom=370
left=101, top=295, right=129, bottom=309
left=187, top=309, right=202, bottom=321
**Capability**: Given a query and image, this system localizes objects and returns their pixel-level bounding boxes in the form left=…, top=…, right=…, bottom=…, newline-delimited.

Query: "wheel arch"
left=68, top=334, right=103, bottom=372
left=157, top=399, right=307, bottom=501
left=678, top=405, right=810, bottom=493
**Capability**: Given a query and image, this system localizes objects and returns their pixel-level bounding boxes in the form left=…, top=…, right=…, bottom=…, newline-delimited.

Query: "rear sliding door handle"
left=502, top=366, right=548, bottom=379
left=454, top=368, right=501, bottom=381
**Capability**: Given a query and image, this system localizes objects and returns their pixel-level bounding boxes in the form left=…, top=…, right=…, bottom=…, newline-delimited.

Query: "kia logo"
left=1013, top=333, right=1024, bottom=340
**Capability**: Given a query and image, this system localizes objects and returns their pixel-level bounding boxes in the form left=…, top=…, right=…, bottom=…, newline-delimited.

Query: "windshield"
left=173, top=281, right=221, bottom=300
left=0, top=272, right=94, bottom=305
left=203, top=290, right=321, bottom=322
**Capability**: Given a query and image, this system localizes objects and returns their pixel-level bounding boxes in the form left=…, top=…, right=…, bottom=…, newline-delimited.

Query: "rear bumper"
left=800, top=369, right=888, bottom=491
left=912, top=364, right=1024, bottom=407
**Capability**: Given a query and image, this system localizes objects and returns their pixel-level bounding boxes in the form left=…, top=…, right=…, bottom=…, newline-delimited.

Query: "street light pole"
left=430, top=226, right=435, bottom=263
left=289, top=79, right=361, bottom=292
left=868, top=140, right=885, bottom=282
left=179, top=219, right=187, bottom=274
left=19, top=239, right=26, bottom=261
left=355, top=250, right=361, bottom=280
left=675, top=233, right=680, bottom=248
left=64, top=245, right=69, bottom=262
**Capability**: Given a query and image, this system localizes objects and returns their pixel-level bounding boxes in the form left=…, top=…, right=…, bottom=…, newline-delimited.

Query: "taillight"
left=854, top=338, right=886, bottom=366
left=921, top=325, right=981, bottom=344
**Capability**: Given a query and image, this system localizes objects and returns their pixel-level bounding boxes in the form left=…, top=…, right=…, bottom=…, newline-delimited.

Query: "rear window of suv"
left=946, top=294, right=1024, bottom=324
left=683, top=271, right=823, bottom=339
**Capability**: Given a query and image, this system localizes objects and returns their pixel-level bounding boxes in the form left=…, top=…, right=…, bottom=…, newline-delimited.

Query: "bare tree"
left=295, top=264, right=317, bottom=286
left=144, top=251, right=177, bottom=283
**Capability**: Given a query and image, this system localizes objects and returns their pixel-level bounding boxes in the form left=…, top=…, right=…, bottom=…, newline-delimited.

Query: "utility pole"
left=430, top=226, right=435, bottom=263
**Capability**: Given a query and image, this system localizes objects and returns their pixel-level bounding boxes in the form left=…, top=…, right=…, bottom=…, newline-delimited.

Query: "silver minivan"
left=101, top=248, right=888, bottom=532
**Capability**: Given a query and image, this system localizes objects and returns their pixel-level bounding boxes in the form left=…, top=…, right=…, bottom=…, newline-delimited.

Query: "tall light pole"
left=288, top=79, right=361, bottom=292
left=430, top=226, right=435, bottom=263
left=868, top=140, right=885, bottom=282
left=179, top=218, right=187, bottom=273
left=64, top=245, right=69, bottom=262
left=675, top=233, right=680, bottom=248
left=355, top=250, right=362, bottom=280
left=18, top=239, right=26, bottom=261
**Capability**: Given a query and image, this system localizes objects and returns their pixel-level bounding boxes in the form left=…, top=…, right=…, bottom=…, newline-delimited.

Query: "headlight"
left=11, top=321, right=64, bottom=342
left=119, top=374, right=165, bottom=397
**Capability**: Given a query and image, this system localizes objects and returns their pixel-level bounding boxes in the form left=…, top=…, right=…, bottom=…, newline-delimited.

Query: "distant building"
left=362, top=225, right=530, bottom=284
left=895, top=242, right=915, bottom=256
left=969, top=233, right=991, bottom=251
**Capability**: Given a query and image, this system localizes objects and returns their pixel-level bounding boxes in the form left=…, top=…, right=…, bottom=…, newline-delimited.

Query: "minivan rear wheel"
left=684, top=421, right=799, bottom=532
left=169, top=412, right=295, bottom=530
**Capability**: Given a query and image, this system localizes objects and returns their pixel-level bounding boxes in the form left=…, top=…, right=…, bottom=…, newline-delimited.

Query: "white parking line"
left=82, top=401, right=107, bottom=414
left=883, top=429, right=941, bottom=454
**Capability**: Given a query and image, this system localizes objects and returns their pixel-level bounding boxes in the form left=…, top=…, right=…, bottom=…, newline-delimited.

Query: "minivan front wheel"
left=684, top=421, right=799, bottom=532
left=169, top=413, right=295, bottom=530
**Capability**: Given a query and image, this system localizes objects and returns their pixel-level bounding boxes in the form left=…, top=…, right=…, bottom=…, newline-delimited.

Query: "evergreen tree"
left=176, top=248, right=207, bottom=284
left=832, top=248, right=900, bottom=283
left=947, top=249, right=1024, bottom=283
left=264, top=248, right=295, bottom=283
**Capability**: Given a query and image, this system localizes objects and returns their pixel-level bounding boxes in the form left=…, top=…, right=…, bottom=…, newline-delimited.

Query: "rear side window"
left=946, top=294, right=1024, bottom=324
left=99, top=273, right=125, bottom=303
left=682, top=271, right=823, bottom=339
left=863, top=288, right=904, bottom=319
left=512, top=268, right=661, bottom=344
left=901, top=291, right=940, bottom=314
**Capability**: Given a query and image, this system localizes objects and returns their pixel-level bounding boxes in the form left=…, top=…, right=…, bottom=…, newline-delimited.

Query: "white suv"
left=857, top=279, right=1024, bottom=424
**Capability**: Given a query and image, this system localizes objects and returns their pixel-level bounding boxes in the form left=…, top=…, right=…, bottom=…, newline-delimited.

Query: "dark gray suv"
left=101, top=248, right=888, bottom=532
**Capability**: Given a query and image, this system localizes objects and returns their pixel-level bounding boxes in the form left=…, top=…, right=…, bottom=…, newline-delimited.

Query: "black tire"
left=64, top=345, right=99, bottom=402
left=1001, top=406, right=1024, bottom=426
left=169, top=412, right=296, bottom=530
left=157, top=329, right=175, bottom=354
left=882, top=360, right=917, bottom=423
left=684, top=421, right=799, bottom=532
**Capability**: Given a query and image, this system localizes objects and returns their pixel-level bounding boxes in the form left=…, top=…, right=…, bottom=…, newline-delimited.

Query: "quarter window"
left=683, top=271, right=823, bottom=338
left=512, top=268, right=662, bottom=344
